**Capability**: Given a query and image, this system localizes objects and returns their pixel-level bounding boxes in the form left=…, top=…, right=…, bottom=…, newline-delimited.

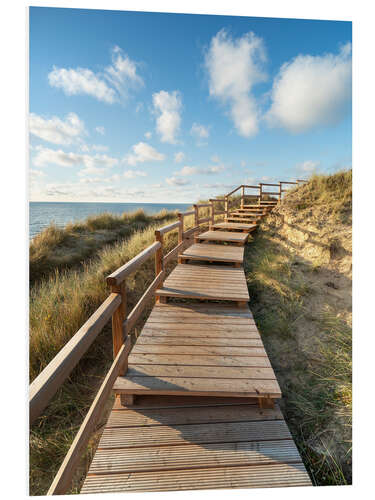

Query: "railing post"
left=241, top=185, right=245, bottom=209
left=259, top=183, right=263, bottom=204
left=210, top=200, right=215, bottom=229
left=178, top=213, right=184, bottom=263
left=193, top=204, right=199, bottom=238
left=224, top=196, right=229, bottom=219
left=155, top=230, right=163, bottom=275
left=110, top=281, right=126, bottom=361
left=278, top=182, right=282, bottom=203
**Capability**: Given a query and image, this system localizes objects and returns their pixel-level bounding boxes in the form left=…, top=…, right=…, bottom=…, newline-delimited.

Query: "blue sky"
left=29, top=7, right=352, bottom=203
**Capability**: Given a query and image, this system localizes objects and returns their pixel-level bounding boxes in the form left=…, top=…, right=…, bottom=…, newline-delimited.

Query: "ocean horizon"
left=29, top=201, right=192, bottom=239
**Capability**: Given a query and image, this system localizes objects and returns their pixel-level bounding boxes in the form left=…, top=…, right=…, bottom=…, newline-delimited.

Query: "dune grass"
left=244, top=170, right=352, bottom=485
left=30, top=208, right=178, bottom=284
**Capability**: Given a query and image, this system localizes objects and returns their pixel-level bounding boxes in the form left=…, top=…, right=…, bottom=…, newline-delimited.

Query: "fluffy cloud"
left=124, top=142, right=165, bottom=166
left=152, top=90, right=182, bottom=143
left=48, top=46, right=143, bottom=104
left=191, top=123, right=210, bottom=139
left=267, top=44, right=352, bottom=133
left=123, top=170, right=147, bottom=179
left=166, top=176, right=190, bottom=186
left=104, top=45, right=144, bottom=98
left=205, top=30, right=266, bottom=137
left=174, top=151, right=185, bottom=163
left=177, top=165, right=225, bottom=176
left=29, top=112, right=85, bottom=145
left=144, top=131, right=152, bottom=139
left=33, top=146, right=118, bottom=174
left=95, top=126, right=105, bottom=135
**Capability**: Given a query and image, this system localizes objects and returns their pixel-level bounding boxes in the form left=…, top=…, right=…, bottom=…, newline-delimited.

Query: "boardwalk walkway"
left=30, top=182, right=311, bottom=495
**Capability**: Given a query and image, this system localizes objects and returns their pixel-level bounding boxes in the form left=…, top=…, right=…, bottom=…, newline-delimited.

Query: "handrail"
left=225, top=185, right=242, bottom=197
left=47, top=336, right=132, bottom=495
left=107, top=241, right=161, bottom=286
left=157, top=220, right=181, bottom=235
left=259, top=182, right=280, bottom=187
left=29, top=292, right=122, bottom=424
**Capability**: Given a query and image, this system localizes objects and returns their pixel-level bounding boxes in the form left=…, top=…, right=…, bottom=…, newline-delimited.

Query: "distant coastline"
left=29, top=201, right=191, bottom=239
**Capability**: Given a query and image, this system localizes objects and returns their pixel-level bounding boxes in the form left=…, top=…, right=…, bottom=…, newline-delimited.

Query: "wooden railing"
left=29, top=177, right=307, bottom=494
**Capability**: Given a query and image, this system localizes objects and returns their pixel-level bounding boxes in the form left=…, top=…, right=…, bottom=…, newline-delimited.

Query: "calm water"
left=29, top=202, right=191, bottom=239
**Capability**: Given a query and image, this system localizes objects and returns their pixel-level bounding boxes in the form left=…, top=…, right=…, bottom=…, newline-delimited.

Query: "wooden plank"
left=107, top=241, right=161, bottom=286
left=98, top=419, right=290, bottom=449
left=180, top=243, right=244, bottom=263
left=136, top=336, right=263, bottom=347
left=128, top=353, right=272, bottom=367
left=131, top=344, right=265, bottom=356
left=113, top=395, right=260, bottom=409
left=47, top=337, right=132, bottom=495
left=196, top=231, right=248, bottom=244
left=81, top=462, right=311, bottom=493
left=127, top=364, right=275, bottom=380
left=152, top=303, right=253, bottom=315
left=141, top=328, right=260, bottom=338
left=213, top=222, right=257, bottom=231
left=88, top=439, right=301, bottom=474
left=29, top=292, right=121, bottom=424
left=107, top=403, right=282, bottom=428
left=113, top=376, right=281, bottom=398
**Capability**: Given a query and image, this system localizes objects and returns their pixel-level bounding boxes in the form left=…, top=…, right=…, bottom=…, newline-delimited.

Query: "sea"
left=29, top=201, right=191, bottom=240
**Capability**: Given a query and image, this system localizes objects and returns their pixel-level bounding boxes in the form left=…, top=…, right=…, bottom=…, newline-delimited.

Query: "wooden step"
left=179, top=243, right=244, bottom=265
left=155, top=264, right=250, bottom=304
left=227, top=217, right=259, bottom=223
left=212, top=222, right=257, bottom=232
left=113, top=302, right=281, bottom=400
left=195, top=230, right=249, bottom=245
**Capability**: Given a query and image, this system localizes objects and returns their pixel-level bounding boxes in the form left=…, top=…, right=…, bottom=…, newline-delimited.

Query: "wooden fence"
left=29, top=179, right=306, bottom=495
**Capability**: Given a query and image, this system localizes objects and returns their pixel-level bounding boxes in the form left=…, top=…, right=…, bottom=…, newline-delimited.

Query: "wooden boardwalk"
left=81, top=397, right=311, bottom=494
left=30, top=181, right=311, bottom=495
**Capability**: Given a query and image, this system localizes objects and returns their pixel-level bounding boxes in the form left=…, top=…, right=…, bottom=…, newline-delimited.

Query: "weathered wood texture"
left=179, top=243, right=244, bottom=264
left=81, top=398, right=311, bottom=493
left=155, top=264, right=250, bottom=302
left=213, top=222, right=257, bottom=232
left=113, top=302, right=280, bottom=399
left=196, top=230, right=249, bottom=245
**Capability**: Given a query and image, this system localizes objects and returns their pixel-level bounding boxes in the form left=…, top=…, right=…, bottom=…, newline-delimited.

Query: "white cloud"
left=177, top=165, right=225, bottom=176
left=144, top=131, right=152, bottom=139
left=174, top=151, right=185, bottom=163
left=205, top=30, right=266, bottom=137
left=124, top=142, right=165, bottom=166
left=166, top=176, right=190, bottom=186
left=123, top=170, right=147, bottom=179
left=91, top=144, right=109, bottom=152
left=152, top=90, right=182, bottom=143
left=48, top=67, right=116, bottom=103
left=48, top=46, right=143, bottom=104
left=211, top=155, right=220, bottom=163
left=95, top=126, right=105, bottom=135
left=104, top=45, right=144, bottom=98
left=33, top=146, right=118, bottom=175
left=29, top=169, right=45, bottom=184
left=267, top=43, right=352, bottom=133
left=295, top=160, right=320, bottom=173
left=191, top=123, right=209, bottom=139
left=29, top=112, right=85, bottom=145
